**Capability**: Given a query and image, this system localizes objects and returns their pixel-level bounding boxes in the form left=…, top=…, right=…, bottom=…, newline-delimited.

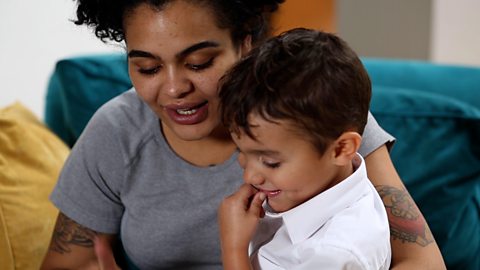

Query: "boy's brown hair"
left=219, top=28, right=372, bottom=154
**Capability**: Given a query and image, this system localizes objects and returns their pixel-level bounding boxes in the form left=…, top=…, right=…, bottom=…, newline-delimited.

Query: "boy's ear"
left=240, top=35, right=252, bottom=57
left=331, top=132, right=362, bottom=166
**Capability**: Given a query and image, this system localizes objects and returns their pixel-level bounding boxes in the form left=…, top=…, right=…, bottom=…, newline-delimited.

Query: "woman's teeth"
left=175, top=101, right=207, bottom=115
left=177, top=108, right=197, bottom=115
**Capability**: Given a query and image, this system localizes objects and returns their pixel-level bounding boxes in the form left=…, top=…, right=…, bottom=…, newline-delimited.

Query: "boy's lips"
left=258, top=189, right=281, bottom=197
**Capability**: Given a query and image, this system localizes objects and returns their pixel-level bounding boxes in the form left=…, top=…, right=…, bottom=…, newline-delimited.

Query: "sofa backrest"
left=362, top=58, right=480, bottom=269
left=363, top=57, right=480, bottom=110
left=45, top=53, right=131, bottom=147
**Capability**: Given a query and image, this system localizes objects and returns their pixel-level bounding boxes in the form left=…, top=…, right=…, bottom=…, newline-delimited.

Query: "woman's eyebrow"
left=128, top=50, right=157, bottom=59
left=127, top=41, right=220, bottom=60
left=176, top=41, right=220, bottom=59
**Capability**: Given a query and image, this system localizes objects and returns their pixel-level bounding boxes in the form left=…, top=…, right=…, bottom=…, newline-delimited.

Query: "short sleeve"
left=50, top=104, right=126, bottom=234
left=358, top=112, right=395, bottom=157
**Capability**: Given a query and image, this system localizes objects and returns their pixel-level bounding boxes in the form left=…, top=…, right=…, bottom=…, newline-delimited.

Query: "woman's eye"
left=138, top=66, right=160, bottom=75
left=186, top=58, right=214, bottom=71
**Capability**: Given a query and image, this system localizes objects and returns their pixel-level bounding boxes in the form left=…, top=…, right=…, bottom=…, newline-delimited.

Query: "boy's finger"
left=248, top=192, right=266, bottom=217
left=234, top=183, right=258, bottom=201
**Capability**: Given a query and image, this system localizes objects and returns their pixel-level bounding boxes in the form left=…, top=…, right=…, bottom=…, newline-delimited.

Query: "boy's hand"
left=218, top=184, right=266, bottom=253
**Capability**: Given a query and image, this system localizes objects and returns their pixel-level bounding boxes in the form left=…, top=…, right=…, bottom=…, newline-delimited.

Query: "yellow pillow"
left=0, top=102, right=69, bottom=270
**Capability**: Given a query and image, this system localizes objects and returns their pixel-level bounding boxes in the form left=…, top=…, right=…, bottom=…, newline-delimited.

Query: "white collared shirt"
left=249, top=154, right=391, bottom=270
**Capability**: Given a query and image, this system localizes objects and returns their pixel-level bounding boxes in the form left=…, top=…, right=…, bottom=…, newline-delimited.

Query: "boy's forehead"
left=230, top=126, right=256, bottom=140
left=231, top=116, right=298, bottom=142
left=231, top=129, right=281, bottom=157
left=248, top=114, right=299, bottom=133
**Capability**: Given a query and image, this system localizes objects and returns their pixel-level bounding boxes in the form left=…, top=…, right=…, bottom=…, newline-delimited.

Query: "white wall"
left=337, top=0, right=480, bottom=67
left=430, top=0, right=480, bottom=66
left=337, top=0, right=432, bottom=60
left=0, top=0, right=122, bottom=120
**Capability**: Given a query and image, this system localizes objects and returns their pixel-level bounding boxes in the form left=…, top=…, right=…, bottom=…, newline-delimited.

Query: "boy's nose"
left=243, top=168, right=265, bottom=186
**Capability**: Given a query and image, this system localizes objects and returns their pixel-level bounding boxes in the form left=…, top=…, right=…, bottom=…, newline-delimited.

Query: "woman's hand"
left=218, top=184, right=266, bottom=270
left=94, top=236, right=121, bottom=270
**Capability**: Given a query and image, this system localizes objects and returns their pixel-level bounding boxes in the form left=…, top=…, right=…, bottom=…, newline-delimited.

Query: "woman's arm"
left=364, top=145, right=446, bottom=270
left=40, top=212, right=117, bottom=270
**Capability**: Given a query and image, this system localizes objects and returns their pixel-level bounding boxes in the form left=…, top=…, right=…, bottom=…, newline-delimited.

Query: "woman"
left=41, top=0, right=445, bottom=269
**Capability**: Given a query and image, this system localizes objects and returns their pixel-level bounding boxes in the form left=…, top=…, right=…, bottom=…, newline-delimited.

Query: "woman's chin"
left=172, top=126, right=213, bottom=141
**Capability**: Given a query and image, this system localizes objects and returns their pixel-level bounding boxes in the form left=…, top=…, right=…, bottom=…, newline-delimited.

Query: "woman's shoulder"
left=98, top=89, right=151, bottom=120
left=89, top=89, right=156, bottom=131
left=358, top=112, right=395, bottom=157
left=78, top=88, right=160, bottom=156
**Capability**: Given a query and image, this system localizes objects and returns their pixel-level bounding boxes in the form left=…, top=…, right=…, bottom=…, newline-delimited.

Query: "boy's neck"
left=324, top=158, right=356, bottom=191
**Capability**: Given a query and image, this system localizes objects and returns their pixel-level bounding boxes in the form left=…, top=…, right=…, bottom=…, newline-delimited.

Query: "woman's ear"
left=331, top=132, right=362, bottom=166
left=240, top=35, right=252, bottom=57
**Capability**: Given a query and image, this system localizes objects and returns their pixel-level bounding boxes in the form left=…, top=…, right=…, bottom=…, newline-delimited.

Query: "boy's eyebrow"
left=127, top=41, right=220, bottom=60
left=248, top=149, right=281, bottom=157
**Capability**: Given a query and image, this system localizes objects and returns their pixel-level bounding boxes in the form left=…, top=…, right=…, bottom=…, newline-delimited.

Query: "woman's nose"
left=163, top=67, right=192, bottom=98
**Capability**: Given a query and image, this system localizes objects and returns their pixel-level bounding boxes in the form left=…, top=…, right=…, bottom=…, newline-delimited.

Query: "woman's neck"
left=161, top=123, right=237, bottom=167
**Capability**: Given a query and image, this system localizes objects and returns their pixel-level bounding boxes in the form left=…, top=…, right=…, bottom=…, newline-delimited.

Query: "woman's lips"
left=164, top=101, right=208, bottom=125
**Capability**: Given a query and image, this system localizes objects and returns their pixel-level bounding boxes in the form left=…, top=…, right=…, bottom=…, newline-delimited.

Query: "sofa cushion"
left=45, top=53, right=131, bottom=147
left=371, top=86, right=480, bottom=270
left=0, top=103, right=70, bottom=269
left=363, top=58, right=480, bottom=110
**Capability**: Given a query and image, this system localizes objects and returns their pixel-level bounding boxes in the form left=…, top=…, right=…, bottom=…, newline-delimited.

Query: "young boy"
left=217, top=28, right=391, bottom=269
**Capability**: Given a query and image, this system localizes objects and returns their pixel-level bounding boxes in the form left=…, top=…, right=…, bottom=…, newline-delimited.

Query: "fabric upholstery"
left=363, top=58, right=480, bottom=109
left=45, top=54, right=131, bottom=147
left=363, top=59, right=480, bottom=269
left=0, top=103, right=70, bottom=270
left=370, top=86, right=480, bottom=270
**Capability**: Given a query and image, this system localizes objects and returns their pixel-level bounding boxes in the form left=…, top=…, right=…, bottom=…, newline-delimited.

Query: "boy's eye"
left=264, top=161, right=281, bottom=169
left=186, top=57, right=214, bottom=71
left=260, top=156, right=281, bottom=169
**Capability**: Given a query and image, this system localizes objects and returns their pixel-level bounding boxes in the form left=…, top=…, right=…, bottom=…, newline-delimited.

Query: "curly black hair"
left=74, top=0, right=285, bottom=46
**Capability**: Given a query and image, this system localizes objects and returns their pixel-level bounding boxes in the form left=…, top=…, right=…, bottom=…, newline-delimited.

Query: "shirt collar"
left=264, top=153, right=372, bottom=245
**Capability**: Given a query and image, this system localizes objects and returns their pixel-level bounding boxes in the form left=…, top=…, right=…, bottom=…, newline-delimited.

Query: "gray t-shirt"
left=50, top=89, right=394, bottom=269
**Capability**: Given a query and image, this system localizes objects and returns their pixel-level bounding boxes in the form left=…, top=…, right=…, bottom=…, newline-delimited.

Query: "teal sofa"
left=45, top=54, right=480, bottom=270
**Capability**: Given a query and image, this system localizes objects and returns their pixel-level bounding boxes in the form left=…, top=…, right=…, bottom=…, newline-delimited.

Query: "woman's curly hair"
left=74, top=0, right=284, bottom=45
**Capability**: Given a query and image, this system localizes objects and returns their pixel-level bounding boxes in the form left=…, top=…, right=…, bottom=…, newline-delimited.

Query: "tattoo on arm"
left=50, top=213, right=97, bottom=254
left=376, top=185, right=434, bottom=247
